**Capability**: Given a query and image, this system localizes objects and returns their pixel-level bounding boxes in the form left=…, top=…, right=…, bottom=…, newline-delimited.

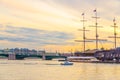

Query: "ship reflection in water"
left=0, top=59, right=120, bottom=80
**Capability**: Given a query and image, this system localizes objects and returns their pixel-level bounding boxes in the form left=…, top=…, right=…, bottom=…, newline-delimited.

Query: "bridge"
left=0, top=53, right=67, bottom=60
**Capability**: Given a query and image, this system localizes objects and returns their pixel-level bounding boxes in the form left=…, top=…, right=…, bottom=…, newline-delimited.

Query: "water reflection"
left=0, top=60, right=120, bottom=80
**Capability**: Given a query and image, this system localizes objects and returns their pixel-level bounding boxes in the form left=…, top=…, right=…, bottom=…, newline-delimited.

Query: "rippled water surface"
left=0, top=59, right=120, bottom=80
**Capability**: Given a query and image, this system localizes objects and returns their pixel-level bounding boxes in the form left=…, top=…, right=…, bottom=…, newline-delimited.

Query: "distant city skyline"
left=0, top=0, right=120, bottom=52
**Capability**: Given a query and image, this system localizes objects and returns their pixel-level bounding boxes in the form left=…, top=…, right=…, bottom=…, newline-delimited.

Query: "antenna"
left=75, top=13, right=92, bottom=53
left=108, top=18, right=120, bottom=49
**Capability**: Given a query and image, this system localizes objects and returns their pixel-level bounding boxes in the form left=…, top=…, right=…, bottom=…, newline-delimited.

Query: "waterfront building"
left=2, top=48, right=45, bottom=55
left=37, top=50, right=45, bottom=55
left=94, top=47, right=120, bottom=62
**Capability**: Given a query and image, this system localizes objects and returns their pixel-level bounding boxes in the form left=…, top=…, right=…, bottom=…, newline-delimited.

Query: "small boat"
left=60, top=61, right=73, bottom=65
left=58, top=59, right=66, bottom=61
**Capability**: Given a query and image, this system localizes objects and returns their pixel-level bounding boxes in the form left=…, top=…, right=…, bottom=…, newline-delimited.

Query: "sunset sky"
left=0, top=0, right=120, bottom=52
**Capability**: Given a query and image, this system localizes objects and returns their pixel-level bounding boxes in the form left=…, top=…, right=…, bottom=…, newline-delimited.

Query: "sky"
left=0, top=0, right=120, bottom=52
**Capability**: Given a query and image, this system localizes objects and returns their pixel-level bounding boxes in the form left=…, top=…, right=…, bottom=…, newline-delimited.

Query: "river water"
left=0, top=59, right=120, bottom=80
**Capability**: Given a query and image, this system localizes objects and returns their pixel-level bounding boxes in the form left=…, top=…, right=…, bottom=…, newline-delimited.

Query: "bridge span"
left=0, top=53, right=67, bottom=60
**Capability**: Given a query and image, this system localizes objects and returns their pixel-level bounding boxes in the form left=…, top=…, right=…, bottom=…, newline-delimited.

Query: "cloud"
left=0, top=0, right=120, bottom=50
left=0, top=25, right=74, bottom=46
left=0, top=0, right=81, bottom=31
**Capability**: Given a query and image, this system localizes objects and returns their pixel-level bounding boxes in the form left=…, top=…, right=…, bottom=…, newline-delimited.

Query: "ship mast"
left=108, top=18, right=120, bottom=49
left=114, top=18, right=117, bottom=48
left=92, top=9, right=99, bottom=50
left=75, top=13, right=92, bottom=53
left=82, top=13, right=88, bottom=52
left=88, top=9, right=107, bottom=50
